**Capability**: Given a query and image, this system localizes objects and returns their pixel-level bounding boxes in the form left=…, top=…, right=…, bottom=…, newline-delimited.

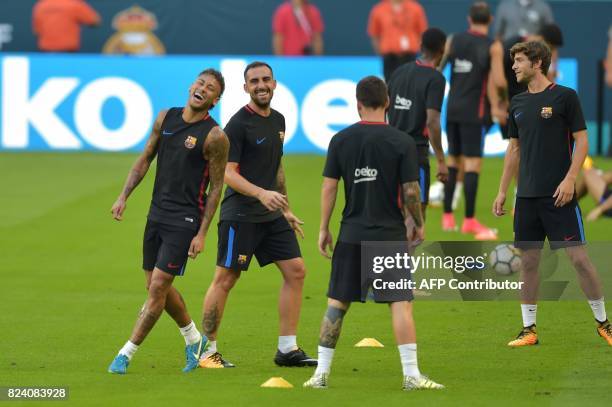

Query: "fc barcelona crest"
left=184, top=135, right=197, bottom=149
left=237, top=254, right=248, bottom=265
left=541, top=107, right=553, bottom=119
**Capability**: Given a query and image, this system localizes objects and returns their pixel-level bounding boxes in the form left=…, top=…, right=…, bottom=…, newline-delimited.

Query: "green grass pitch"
left=1, top=153, right=611, bottom=406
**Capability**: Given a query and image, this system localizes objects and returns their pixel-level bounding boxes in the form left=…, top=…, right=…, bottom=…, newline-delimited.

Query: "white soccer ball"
left=489, top=244, right=521, bottom=275
left=428, top=181, right=444, bottom=208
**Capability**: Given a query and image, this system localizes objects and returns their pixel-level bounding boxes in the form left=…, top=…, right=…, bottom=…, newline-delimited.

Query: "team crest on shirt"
left=279, top=131, right=285, bottom=142
left=237, top=255, right=248, bottom=265
left=184, top=135, right=197, bottom=149
left=541, top=107, right=553, bottom=119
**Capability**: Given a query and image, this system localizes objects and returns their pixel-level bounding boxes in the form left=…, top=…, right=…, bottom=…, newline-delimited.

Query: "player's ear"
left=383, top=96, right=390, bottom=111
left=243, top=83, right=248, bottom=93
left=270, top=78, right=277, bottom=90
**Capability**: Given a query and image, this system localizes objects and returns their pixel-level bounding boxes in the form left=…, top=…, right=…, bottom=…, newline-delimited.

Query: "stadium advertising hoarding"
left=0, top=54, right=577, bottom=154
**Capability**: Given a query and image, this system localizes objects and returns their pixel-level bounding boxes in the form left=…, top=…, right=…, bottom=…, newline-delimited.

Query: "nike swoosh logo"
left=256, top=138, right=266, bottom=144
left=168, top=263, right=180, bottom=269
left=564, top=235, right=576, bottom=241
left=162, top=130, right=173, bottom=136
left=514, top=112, right=523, bottom=119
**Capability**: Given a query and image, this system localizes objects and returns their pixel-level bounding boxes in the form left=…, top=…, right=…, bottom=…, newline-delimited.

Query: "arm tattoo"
left=276, top=163, right=287, bottom=196
left=120, top=113, right=162, bottom=198
left=402, top=181, right=423, bottom=227
left=200, top=127, right=229, bottom=235
left=319, top=306, right=346, bottom=348
left=202, top=302, right=220, bottom=337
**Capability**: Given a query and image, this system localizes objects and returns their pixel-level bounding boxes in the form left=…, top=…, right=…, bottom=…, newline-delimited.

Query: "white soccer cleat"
left=402, top=375, right=445, bottom=391
left=303, top=373, right=328, bottom=389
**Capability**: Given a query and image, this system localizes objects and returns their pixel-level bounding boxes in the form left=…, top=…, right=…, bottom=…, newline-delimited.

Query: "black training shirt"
left=387, top=60, right=446, bottom=147
left=148, top=107, right=218, bottom=230
left=446, top=31, right=493, bottom=125
left=220, top=105, right=285, bottom=223
left=508, top=84, right=586, bottom=197
left=323, top=122, right=419, bottom=243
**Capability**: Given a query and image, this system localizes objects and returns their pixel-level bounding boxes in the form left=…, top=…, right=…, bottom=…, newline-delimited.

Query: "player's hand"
left=111, top=197, right=127, bottom=221
left=188, top=233, right=205, bottom=259
left=586, top=206, right=603, bottom=222
left=493, top=192, right=507, bottom=216
left=408, top=225, right=425, bottom=248
left=257, top=189, right=288, bottom=211
left=283, top=210, right=305, bottom=239
left=436, top=160, right=449, bottom=183
left=492, top=106, right=508, bottom=126
left=318, top=229, right=334, bottom=259
left=553, top=178, right=574, bottom=207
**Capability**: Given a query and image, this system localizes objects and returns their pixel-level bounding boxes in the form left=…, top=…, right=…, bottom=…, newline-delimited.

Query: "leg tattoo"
left=319, top=306, right=347, bottom=348
left=202, top=303, right=220, bottom=337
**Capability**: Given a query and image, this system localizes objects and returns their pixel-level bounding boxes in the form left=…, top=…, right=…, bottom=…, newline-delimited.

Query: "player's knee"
left=148, top=279, right=169, bottom=300
left=286, top=263, right=306, bottom=282
left=214, top=270, right=239, bottom=292
left=567, top=250, right=591, bottom=272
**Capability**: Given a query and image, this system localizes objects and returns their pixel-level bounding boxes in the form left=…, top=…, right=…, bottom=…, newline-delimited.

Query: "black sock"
left=444, top=167, right=458, bottom=213
left=464, top=171, right=479, bottom=218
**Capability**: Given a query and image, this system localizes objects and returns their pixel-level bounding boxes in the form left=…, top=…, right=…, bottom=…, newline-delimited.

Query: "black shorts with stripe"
left=142, top=220, right=196, bottom=276
left=416, top=145, right=430, bottom=205
left=514, top=197, right=586, bottom=250
left=216, top=216, right=301, bottom=271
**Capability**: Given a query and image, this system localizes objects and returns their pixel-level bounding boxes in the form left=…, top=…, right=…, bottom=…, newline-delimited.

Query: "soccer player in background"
left=493, top=41, right=612, bottom=346
left=441, top=2, right=497, bottom=240
left=107, top=69, right=230, bottom=373
left=198, top=62, right=316, bottom=368
left=303, top=76, right=444, bottom=390
left=387, top=27, right=449, bottom=218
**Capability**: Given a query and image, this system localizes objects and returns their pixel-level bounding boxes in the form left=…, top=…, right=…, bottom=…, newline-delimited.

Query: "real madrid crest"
left=184, top=135, right=197, bottom=149
left=540, top=107, right=553, bottom=119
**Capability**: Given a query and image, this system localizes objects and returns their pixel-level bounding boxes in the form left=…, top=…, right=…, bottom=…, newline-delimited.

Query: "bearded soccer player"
left=107, top=69, right=229, bottom=374
left=493, top=41, right=612, bottom=347
left=198, top=62, right=316, bottom=368
left=303, top=76, right=444, bottom=390
left=387, top=27, right=449, bottom=218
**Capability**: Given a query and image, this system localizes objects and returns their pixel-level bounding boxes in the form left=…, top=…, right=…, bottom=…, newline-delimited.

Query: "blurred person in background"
left=32, top=0, right=100, bottom=52
left=272, top=0, right=324, bottom=56
left=368, top=0, right=428, bottom=82
left=494, top=0, right=554, bottom=41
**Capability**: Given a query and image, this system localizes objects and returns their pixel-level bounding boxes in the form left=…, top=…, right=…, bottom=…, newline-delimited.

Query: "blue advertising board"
left=0, top=54, right=577, bottom=155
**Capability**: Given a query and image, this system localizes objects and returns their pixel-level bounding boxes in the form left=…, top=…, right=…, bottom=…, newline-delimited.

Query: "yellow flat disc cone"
left=260, top=377, right=294, bottom=388
left=354, top=337, right=384, bottom=347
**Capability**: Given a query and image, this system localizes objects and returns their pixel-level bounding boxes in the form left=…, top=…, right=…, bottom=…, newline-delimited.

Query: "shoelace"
left=601, top=323, right=612, bottom=336
left=210, top=352, right=225, bottom=363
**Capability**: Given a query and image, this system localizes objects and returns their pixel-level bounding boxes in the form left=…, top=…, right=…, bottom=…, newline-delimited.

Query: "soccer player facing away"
left=387, top=27, right=449, bottom=218
left=442, top=2, right=497, bottom=239
left=493, top=41, right=612, bottom=346
left=107, top=69, right=230, bottom=374
left=199, top=62, right=316, bottom=368
left=303, top=76, right=444, bottom=390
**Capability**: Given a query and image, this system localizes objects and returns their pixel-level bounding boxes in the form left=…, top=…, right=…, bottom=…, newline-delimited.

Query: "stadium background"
left=1, top=0, right=611, bottom=405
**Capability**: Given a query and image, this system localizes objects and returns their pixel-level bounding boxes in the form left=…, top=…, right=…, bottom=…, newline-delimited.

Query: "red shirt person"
left=368, top=0, right=428, bottom=81
left=272, top=0, right=324, bottom=55
left=33, top=0, right=100, bottom=52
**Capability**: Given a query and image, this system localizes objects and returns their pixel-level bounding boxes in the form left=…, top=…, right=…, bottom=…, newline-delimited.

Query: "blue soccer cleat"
left=183, top=335, right=207, bottom=373
left=108, top=354, right=129, bottom=374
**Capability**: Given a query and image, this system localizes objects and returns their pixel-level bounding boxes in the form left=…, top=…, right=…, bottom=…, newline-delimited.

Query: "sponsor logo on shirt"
left=354, top=166, right=378, bottom=184
left=184, top=135, right=197, bottom=149
left=540, top=107, right=553, bottom=119
left=453, top=59, right=473, bottom=73
left=394, top=95, right=412, bottom=110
